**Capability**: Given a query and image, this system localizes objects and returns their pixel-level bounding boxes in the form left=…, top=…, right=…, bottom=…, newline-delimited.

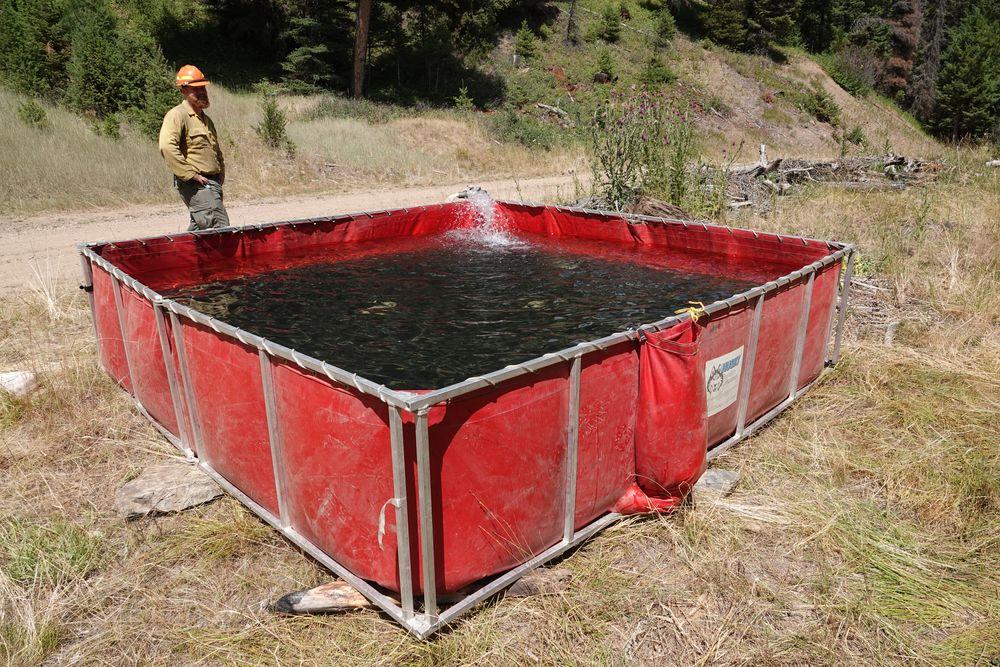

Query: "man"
left=158, top=65, right=230, bottom=230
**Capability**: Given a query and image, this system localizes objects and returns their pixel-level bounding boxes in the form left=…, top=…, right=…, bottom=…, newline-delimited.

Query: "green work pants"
left=176, top=176, right=230, bottom=231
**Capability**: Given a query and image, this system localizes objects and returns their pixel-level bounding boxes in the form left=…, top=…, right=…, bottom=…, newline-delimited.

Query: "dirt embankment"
left=0, top=174, right=581, bottom=292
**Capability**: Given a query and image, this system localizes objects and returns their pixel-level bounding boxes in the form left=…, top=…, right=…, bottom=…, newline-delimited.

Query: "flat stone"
left=506, top=567, right=573, bottom=598
left=274, top=580, right=372, bottom=614
left=0, top=371, right=38, bottom=398
left=115, top=461, right=222, bottom=519
left=694, top=468, right=741, bottom=503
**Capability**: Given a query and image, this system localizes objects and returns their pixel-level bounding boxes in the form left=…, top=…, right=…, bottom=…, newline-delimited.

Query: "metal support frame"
left=259, top=350, right=291, bottom=527
left=734, top=293, right=765, bottom=437
left=787, top=272, right=815, bottom=399
left=414, top=409, right=437, bottom=624
left=78, top=255, right=102, bottom=367
left=153, top=303, right=194, bottom=459
left=109, top=274, right=135, bottom=393
left=169, top=311, right=205, bottom=457
left=563, top=356, right=582, bottom=543
left=830, top=250, right=855, bottom=364
left=388, top=406, right=415, bottom=620
left=75, top=201, right=857, bottom=639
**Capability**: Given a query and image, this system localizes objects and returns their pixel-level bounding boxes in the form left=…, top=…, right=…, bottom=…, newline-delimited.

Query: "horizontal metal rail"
left=76, top=201, right=854, bottom=414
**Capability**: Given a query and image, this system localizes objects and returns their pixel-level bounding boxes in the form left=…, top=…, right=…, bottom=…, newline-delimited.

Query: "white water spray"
left=449, top=187, right=526, bottom=249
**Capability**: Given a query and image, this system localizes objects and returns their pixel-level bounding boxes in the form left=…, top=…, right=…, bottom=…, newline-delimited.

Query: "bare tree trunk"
left=352, top=0, right=372, bottom=99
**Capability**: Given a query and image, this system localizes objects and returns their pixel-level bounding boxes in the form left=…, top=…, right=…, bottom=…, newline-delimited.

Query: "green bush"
left=597, top=5, right=621, bottom=43
left=453, top=85, right=475, bottom=111
left=254, top=86, right=295, bottom=154
left=816, top=52, right=872, bottom=97
left=589, top=92, right=702, bottom=210
left=64, top=1, right=175, bottom=138
left=1, top=0, right=175, bottom=139
left=640, top=55, right=676, bottom=87
left=654, top=7, right=677, bottom=47
left=845, top=124, right=866, bottom=146
left=514, top=20, right=538, bottom=61
left=16, top=99, right=50, bottom=130
left=797, top=86, right=842, bottom=126
left=0, top=0, right=71, bottom=99
left=489, top=105, right=556, bottom=149
left=596, top=48, right=616, bottom=80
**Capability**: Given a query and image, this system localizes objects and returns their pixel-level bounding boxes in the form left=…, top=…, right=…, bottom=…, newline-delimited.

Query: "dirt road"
left=0, top=174, right=582, bottom=293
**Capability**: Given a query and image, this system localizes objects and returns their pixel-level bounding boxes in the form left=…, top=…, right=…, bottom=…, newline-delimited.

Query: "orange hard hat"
left=176, top=65, right=209, bottom=88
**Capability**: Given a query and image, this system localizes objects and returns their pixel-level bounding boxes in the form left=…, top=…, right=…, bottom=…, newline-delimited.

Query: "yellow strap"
left=674, top=301, right=707, bottom=322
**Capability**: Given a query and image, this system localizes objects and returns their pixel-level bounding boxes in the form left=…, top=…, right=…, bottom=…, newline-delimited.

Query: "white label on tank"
left=705, top=346, right=744, bottom=417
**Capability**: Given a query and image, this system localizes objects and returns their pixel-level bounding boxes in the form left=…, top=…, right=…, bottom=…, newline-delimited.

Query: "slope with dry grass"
left=1, top=147, right=996, bottom=665
left=0, top=87, right=578, bottom=218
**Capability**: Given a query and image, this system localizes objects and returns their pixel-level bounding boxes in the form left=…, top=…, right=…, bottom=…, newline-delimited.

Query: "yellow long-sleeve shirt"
left=158, top=100, right=225, bottom=181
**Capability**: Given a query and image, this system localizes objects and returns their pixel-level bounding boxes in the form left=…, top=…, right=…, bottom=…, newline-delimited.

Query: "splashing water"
left=449, top=188, right=526, bottom=249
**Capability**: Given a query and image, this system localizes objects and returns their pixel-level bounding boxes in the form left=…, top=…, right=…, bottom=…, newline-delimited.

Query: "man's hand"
left=191, top=174, right=209, bottom=186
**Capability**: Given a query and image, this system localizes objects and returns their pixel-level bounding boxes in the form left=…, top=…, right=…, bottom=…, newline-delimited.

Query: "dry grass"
left=1, top=150, right=997, bottom=665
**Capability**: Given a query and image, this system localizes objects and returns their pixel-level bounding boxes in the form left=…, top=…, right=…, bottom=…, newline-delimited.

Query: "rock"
left=274, top=580, right=372, bottom=614
left=115, top=461, right=222, bottom=519
left=0, top=371, right=38, bottom=398
left=986, top=159, right=1000, bottom=168
left=694, top=468, right=741, bottom=503
left=506, top=567, right=572, bottom=598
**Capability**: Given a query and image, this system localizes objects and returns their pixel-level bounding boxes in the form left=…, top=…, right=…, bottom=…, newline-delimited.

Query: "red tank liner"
left=78, top=198, right=854, bottom=637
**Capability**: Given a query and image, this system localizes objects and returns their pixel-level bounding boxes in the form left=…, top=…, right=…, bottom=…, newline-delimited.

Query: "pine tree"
left=749, top=0, right=802, bottom=46
left=514, top=20, right=538, bottom=61
left=655, top=6, right=677, bottom=47
left=598, top=4, right=622, bottom=42
left=701, top=0, right=748, bottom=50
left=934, top=5, right=1000, bottom=139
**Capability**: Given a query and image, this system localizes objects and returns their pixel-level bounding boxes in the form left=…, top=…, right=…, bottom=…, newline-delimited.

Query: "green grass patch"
left=0, top=517, right=105, bottom=585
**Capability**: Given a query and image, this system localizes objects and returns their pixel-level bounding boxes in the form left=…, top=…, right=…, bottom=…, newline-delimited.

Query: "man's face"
left=182, top=85, right=210, bottom=111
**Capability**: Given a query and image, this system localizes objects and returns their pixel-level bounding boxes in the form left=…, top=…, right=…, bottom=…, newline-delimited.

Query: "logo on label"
left=705, top=346, right=744, bottom=417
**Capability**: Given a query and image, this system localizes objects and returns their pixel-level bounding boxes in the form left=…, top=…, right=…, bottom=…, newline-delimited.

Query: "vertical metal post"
left=109, top=275, right=135, bottom=393
left=787, top=272, right=815, bottom=398
left=78, top=254, right=103, bottom=367
left=259, top=349, right=290, bottom=528
left=830, top=251, right=855, bottom=365
left=735, top=293, right=765, bottom=437
left=388, top=406, right=415, bottom=620
left=169, top=311, right=205, bottom=457
left=414, top=409, right=437, bottom=622
left=563, top=356, right=582, bottom=543
left=153, top=303, right=194, bottom=457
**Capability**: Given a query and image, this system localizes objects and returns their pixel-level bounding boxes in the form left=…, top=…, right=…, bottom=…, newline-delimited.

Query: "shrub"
left=797, top=86, right=842, bottom=126
left=453, top=85, right=475, bottom=111
left=63, top=1, right=175, bottom=139
left=588, top=92, right=701, bottom=210
left=254, top=86, right=295, bottom=154
left=654, top=7, right=677, bottom=47
left=514, top=21, right=538, bottom=61
left=597, top=5, right=621, bottom=43
left=817, top=51, right=873, bottom=97
left=596, top=48, right=616, bottom=80
left=16, top=99, right=50, bottom=131
left=489, top=104, right=555, bottom=149
left=845, top=124, right=867, bottom=146
left=640, top=55, right=676, bottom=87
left=308, top=95, right=405, bottom=124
